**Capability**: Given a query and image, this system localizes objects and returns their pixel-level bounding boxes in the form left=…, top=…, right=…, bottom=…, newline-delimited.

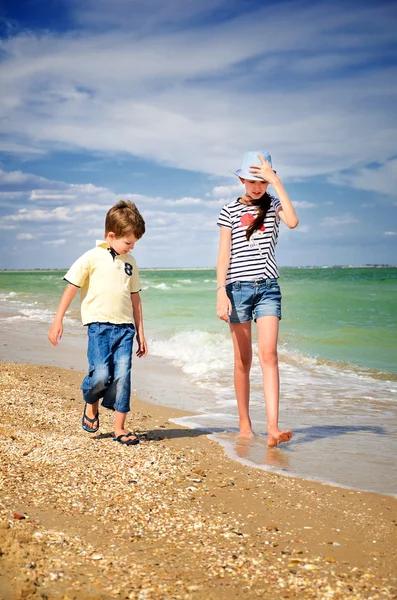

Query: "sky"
left=0, top=0, right=396, bottom=270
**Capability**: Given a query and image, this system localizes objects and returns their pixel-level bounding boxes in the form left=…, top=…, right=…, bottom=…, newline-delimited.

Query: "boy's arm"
left=48, top=283, right=79, bottom=346
left=131, top=292, right=148, bottom=357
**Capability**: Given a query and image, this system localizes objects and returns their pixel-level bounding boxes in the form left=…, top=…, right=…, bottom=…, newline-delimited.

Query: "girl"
left=216, top=151, right=298, bottom=446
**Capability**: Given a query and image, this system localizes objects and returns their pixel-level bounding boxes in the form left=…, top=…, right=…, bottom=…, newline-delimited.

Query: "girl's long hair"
left=245, top=191, right=273, bottom=241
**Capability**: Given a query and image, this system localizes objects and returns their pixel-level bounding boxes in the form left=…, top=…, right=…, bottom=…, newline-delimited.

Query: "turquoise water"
left=1, top=267, right=397, bottom=495
left=1, top=266, right=396, bottom=372
left=141, top=267, right=397, bottom=374
left=280, top=267, right=397, bottom=374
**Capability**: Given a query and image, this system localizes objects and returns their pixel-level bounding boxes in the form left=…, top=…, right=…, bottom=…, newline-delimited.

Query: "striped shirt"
left=217, top=197, right=282, bottom=284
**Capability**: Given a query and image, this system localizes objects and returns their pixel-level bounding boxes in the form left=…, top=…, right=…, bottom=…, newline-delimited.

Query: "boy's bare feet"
left=267, top=426, right=292, bottom=448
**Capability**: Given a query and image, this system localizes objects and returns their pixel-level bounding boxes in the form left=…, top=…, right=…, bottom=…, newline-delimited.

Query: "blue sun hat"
left=234, top=150, right=274, bottom=181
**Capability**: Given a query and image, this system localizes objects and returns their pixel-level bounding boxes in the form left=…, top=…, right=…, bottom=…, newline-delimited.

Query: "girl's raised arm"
left=271, top=177, right=299, bottom=229
left=249, top=155, right=299, bottom=229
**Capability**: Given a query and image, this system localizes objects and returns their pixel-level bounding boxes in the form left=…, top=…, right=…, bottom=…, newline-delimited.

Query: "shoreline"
left=1, top=265, right=396, bottom=274
left=0, top=267, right=217, bottom=273
left=0, top=361, right=396, bottom=599
left=1, top=321, right=396, bottom=497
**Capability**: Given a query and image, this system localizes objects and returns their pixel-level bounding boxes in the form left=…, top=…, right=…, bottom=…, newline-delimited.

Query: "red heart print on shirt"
left=239, top=213, right=265, bottom=231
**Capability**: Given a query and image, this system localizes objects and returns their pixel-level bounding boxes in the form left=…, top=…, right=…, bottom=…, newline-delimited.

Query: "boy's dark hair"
left=245, top=192, right=273, bottom=241
left=105, top=200, right=145, bottom=239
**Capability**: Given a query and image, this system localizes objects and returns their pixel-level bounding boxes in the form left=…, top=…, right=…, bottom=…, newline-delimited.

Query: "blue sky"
left=0, top=0, right=396, bottom=269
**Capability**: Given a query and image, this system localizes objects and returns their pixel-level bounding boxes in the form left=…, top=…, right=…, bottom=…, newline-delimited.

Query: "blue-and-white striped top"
left=217, top=197, right=282, bottom=284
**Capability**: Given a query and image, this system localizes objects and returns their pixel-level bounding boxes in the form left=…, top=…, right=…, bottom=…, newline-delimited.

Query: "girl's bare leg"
left=230, top=322, right=253, bottom=437
left=257, top=316, right=292, bottom=447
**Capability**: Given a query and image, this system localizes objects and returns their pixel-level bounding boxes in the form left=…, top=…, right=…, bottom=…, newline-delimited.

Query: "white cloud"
left=16, top=233, right=36, bottom=240
left=29, top=191, right=77, bottom=202
left=0, top=191, right=27, bottom=200
left=293, top=201, right=316, bottom=209
left=124, top=193, right=220, bottom=208
left=43, top=239, right=67, bottom=245
left=5, top=207, right=74, bottom=222
left=167, top=197, right=203, bottom=206
left=0, top=167, right=220, bottom=223
left=70, top=0, right=230, bottom=29
left=329, top=158, right=397, bottom=197
left=0, top=140, right=45, bottom=155
left=384, top=231, right=397, bottom=236
left=87, top=228, right=104, bottom=237
left=0, top=169, right=48, bottom=186
left=0, top=3, right=396, bottom=184
left=146, top=231, right=182, bottom=242
left=209, top=184, right=242, bottom=198
left=1, top=2, right=396, bottom=269
left=74, top=203, right=108, bottom=213
left=0, top=164, right=222, bottom=269
left=295, top=225, right=310, bottom=234
left=0, top=169, right=119, bottom=214
left=320, top=214, right=359, bottom=227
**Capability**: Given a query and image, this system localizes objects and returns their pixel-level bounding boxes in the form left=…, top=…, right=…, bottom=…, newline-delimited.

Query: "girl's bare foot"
left=238, top=418, right=254, bottom=439
left=237, top=429, right=255, bottom=439
left=267, top=427, right=292, bottom=447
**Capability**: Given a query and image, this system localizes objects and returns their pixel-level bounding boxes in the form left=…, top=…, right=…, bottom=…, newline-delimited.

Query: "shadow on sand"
left=93, top=424, right=388, bottom=448
left=94, top=427, right=209, bottom=442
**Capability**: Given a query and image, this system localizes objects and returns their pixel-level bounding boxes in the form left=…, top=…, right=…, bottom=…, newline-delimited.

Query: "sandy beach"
left=0, top=362, right=396, bottom=599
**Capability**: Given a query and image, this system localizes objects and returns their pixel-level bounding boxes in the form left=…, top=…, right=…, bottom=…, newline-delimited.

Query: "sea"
left=0, top=267, right=396, bottom=497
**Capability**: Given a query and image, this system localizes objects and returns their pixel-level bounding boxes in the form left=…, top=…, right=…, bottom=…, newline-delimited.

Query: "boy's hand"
left=48, top=322, right=63, bottom=346
left=136, top=335, right=148, bottom=358
left=47, top=284, right=78, bottom=346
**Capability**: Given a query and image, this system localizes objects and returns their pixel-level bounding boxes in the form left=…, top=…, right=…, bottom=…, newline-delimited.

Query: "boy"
left=48, top=200, right=147, bottom=446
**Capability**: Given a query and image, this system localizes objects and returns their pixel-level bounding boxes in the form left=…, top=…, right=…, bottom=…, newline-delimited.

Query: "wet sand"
left=0, top=362, right=396, bottom=599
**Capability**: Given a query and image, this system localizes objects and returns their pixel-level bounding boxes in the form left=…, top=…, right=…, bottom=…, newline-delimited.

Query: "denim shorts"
left=226, top=279, right=282, bottom=323
left=81, top=322, right=135, bottom=413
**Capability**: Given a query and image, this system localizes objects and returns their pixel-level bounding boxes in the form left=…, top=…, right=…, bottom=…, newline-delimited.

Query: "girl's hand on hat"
left=249, top=154, right=278, bottom=185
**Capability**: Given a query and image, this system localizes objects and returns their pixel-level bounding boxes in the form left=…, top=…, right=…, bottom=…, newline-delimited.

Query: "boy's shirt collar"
left=96, top=240, right=130, bottom=259
left=96, top=240, right=111, bottom=249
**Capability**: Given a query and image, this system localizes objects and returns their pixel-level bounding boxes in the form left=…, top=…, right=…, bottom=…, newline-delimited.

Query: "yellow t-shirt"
left=64, top=241, right=141, bottom=325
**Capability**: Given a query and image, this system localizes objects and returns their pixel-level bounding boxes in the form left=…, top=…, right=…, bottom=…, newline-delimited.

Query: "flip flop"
left=113, top=432, right=140, bottom=446
left=82, top=403, right=99, bottom=433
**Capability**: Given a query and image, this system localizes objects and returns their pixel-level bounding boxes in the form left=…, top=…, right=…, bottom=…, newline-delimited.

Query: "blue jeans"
left=226, top=279, right=282, bottom=323
left=81, top=323, right=135, bottom=414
